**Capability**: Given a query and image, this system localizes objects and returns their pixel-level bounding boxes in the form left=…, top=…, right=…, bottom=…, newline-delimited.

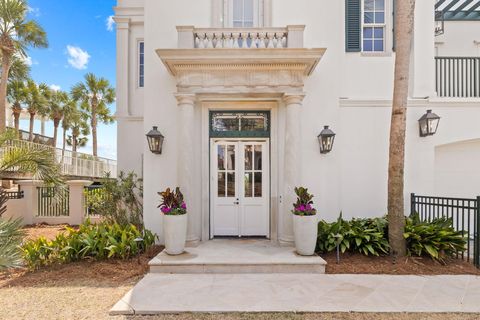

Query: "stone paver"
left=110, top=274, right=480, bottom=315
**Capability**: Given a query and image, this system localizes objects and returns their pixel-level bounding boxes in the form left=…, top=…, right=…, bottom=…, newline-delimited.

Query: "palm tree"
left=47, top=90, right=68, bottom=148
left=6, top=79, right=26, bottom=132
left=67, top=108, right=90, bottom=153
left=0, top=0, right=48, bottom=133
left=24, top=80, right=47, bottom=142
left=72, top=73, right=115, bottom=157
left=60, top=95, right=79, bottom=156
left=387, top=0, right=416, bottom=257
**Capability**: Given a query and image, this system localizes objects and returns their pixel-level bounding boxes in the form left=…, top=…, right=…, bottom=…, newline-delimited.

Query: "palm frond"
left=0, top=217, right=25, bottom=270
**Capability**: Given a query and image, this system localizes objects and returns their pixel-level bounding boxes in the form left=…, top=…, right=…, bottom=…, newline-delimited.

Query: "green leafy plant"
left=0, top=217, right=25, bottom=270
left=404, top=213, right=467, bottom=261
left=316, top=214, right=390, bottom=256
left=158, top=187, right=187, bottom=215
left=292, top=187, right=317, bottom=216
left=85, top=172, right=143, bottom=227
left=22, top=221, right=156, bottom=270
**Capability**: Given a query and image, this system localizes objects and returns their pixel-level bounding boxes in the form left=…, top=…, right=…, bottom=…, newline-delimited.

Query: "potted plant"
left=158, top=187, right=187, bottom=255
left=292, top=187, right=318, bottom=256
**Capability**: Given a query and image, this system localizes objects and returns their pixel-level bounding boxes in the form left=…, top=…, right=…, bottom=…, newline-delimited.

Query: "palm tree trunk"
left=28, top=113, right=35, bottom=141
left=62, top=128, right=66, bottom=157
left=53, top=119, right=60, bottom=147
left=91, top=104, right=98, bottom=157
left=72, top=134, right=77, bottom=152
left=13, top=112, right=20, bottom=131
left=387, top=0, right=416, bottom=258
left=0, top=52, right=12, bottom=133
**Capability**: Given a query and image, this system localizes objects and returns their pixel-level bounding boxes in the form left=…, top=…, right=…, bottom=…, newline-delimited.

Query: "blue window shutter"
left=345, top=0, right=362, bottom=52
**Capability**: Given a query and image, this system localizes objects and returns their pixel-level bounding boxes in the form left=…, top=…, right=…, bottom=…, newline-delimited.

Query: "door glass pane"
left=218, top=172, right=226, bottom=197
left=254, top=172, right=262, bottom=197
left=227, top=145, right=235, bottom=170
left=217, top=145, right=225, bottom=170
left=227, top=172, right=236, bottom=197
left=244, top=172, right=253, bottom=197
left=254, top=145, right=262, bottom=170
left=245, top=145, right=252, bottom=170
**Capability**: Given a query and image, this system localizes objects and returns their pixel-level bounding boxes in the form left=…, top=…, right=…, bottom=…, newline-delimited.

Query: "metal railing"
left=411, top=193, right=480, bottom=268
left=1, top=139, right=117, bottom=179
left=7, top=127, right=55, bottom=146
left=435, top=57, right=480, bottom=98
left=37, top=187, right=69, bottom=217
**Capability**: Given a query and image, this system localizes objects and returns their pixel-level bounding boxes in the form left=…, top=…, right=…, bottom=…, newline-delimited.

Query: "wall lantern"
left=146, top=126, right=164, bottom=154
left=318, top=126, right=336, bottom=154
left=418, top=110, right=441, bottom=137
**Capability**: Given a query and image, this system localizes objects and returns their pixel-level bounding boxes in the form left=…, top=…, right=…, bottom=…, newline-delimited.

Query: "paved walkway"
left=111, top=274, right=480, bottom=315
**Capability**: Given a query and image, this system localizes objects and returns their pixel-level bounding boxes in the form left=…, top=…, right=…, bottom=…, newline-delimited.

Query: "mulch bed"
left=323, top=251, right=480, bottom=275
left=0, top=245, right=163, bottom=288
left=22, top=223, right=74, bottom=241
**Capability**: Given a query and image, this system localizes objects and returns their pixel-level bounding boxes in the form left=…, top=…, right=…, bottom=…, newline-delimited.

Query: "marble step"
left=148, top=239, right=326, bottom=274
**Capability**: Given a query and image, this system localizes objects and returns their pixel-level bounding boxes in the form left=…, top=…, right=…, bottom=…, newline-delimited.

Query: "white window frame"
left=361, top=0, right=388, bottom=53
left=138, top=40, right=145, bottom=88
left=223, top=0, right=264, bottom=27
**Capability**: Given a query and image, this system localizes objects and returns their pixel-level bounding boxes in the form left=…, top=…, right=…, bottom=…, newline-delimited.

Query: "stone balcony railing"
left=176, top=25, right=305, bottom=49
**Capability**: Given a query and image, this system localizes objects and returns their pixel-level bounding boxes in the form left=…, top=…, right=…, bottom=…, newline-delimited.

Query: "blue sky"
left=19, top=0, right=117, bottom=159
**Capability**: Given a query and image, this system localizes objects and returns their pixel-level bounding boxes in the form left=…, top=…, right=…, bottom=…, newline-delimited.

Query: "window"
left=210, top=111, right=270, bottom=138
left=224, top=0, right=264, bottom=27
left=138, top=41, right=144, bottom=87
left=362, top=0, right=385, bottom=52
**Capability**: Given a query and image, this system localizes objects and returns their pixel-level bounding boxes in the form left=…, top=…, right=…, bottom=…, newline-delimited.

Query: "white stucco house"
left=113, top=0, right=480, bottom=245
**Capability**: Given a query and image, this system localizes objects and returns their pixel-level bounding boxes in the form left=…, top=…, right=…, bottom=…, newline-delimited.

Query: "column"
left=66, top=180, right=93, bottom=225
left=280, top=93, right=305, bottom=244
left=175, top=94, right=200, bottom=244
left=114, top=17, right=130, bottom=117
left=16, top=180, right=42, bottom=225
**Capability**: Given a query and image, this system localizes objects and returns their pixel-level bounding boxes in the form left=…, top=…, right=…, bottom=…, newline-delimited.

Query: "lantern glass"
left=318, top=126, right=336, bottom=154
left=146, top=126, right=164, bottom=154
left=418, top=110, right=440, bottom=137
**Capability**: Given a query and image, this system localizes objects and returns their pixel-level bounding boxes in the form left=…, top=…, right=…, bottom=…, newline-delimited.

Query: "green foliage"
left=292, top=186, right=317, bottom=216
left=404, top=213, right=467, bottom=261
left=85, top=172, right=143, bottom=227
left=0, top=217, right=25, bottom=270
left=316, top=214, right=390, bottom=256
left=22, top=221, right=156, bottom=270
left=158, top=187, right=186, bottom=215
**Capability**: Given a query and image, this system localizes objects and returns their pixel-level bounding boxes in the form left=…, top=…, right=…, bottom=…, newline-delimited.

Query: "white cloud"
left=66, top=45, right=90, bottom=70
left=22, top=56, right=33, bottom=66
left=27, top=6, right=41, bottom=17
left=106, top=15, right=115, bottom=31
left=49, top=84, right=61, bottom=91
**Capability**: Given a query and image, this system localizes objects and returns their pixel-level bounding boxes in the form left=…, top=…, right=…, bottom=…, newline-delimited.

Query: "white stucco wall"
left=436, top=21, right=480, bottom=56
left=116, top=0, right=480, bottom=241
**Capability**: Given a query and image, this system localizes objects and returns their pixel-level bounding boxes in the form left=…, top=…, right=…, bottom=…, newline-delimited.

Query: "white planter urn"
left=293, top=214, right=318, bottom=256
left=163, top=214, right=188, bottom=255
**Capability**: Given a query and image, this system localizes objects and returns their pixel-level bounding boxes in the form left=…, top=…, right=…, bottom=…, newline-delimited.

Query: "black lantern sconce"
left=146, top=126, right=165, bottom=154
left=318, top=126, right=336, bottom=154
left=418, top=110, right=441, bottom=137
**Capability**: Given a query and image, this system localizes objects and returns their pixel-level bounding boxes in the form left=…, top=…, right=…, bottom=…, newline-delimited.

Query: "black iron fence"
left=37, top=187, right=69, bottom=217
left=435, top=57, right=480, bottom=98
left=411, top=193, right=480, bottom=268
left=5, top=190, right=24, bottom=200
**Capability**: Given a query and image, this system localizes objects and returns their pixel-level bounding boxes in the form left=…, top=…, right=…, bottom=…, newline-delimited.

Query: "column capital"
left=175, top=93, right=196, bottom=105
left=114, top=17, right=130, bottom=30
left=66, top=180, right=93, bottom=187
left=283, top=93, right=306, bottom=105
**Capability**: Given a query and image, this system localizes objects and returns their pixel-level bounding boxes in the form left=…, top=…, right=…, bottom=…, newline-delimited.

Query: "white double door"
left=211, top=140, right=269, bottom=237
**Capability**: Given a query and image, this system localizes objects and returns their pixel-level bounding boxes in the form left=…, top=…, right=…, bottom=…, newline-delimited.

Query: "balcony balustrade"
left=436, top=57, right=480, bottom=98
left=176, top=25, right=305, bottom=49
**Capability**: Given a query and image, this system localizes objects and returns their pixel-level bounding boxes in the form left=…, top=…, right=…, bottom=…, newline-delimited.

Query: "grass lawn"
left=1, top=225, right=479, bottom=319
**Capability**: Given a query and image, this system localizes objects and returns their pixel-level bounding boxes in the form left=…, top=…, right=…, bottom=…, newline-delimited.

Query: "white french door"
left=211, top=140, right=269, bottom=237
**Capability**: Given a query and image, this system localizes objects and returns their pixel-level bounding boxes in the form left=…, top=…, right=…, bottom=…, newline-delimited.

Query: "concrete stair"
left=148, top=239, right=326, bottom=274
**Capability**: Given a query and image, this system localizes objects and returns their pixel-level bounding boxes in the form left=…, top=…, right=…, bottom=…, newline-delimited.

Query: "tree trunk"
left=91, top=102, right=98, bottom=157
left=387, top=0, right=416, bottom=258
left=53, top=119, right=60, bottom=147
left=62, top=128, right=67, bottom=157
left=28, top=112, right=35, bottom=141
left=0, top=52, right=11, bottom=134
left=72, top=133, right=77, bottom=152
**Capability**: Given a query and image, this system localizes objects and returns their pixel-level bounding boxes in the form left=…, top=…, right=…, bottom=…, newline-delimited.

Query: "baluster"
left=258, top=32, right=266, bottom=48
left=223, top=32, right=233, bottom=48
left=241, top=32, right=249, bottom=48
left=206, top=32, right=214, bottom=48
left=197, top=33, right=206, bottom=49
left=281, top=33, right=287, bottom=48
left=266, top=32, right=275, bottom=48
left=215, top=33, right=223, bottom=48
left=232, top=33, right=240, bottom=48
left=250, top=32, right=258, bottom=49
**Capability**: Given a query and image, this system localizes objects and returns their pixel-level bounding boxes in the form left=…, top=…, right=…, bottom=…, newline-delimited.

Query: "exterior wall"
left=116, top=0, right=480, bottom=242
left=436, top=21, right=480, bottom=56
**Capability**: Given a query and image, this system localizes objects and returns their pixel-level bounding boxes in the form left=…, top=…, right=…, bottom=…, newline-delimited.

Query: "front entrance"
left=211, top=140, right=270, bottom=237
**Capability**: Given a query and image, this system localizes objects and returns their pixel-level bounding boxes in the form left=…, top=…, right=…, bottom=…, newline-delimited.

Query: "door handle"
left=233, top=201, right=239, bottom=205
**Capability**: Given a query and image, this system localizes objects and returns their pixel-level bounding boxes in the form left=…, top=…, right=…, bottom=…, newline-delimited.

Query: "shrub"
left=86, top=172, right=143, bottom=227
left=404, top=213, right=467, bottom=261
left=316, top=214, right=389, bottom=256
left=0, top=218, right=25, bottom=270
left=158, top=187, right=187, bottom=215
left=22, top=221, right=156, bottom=269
